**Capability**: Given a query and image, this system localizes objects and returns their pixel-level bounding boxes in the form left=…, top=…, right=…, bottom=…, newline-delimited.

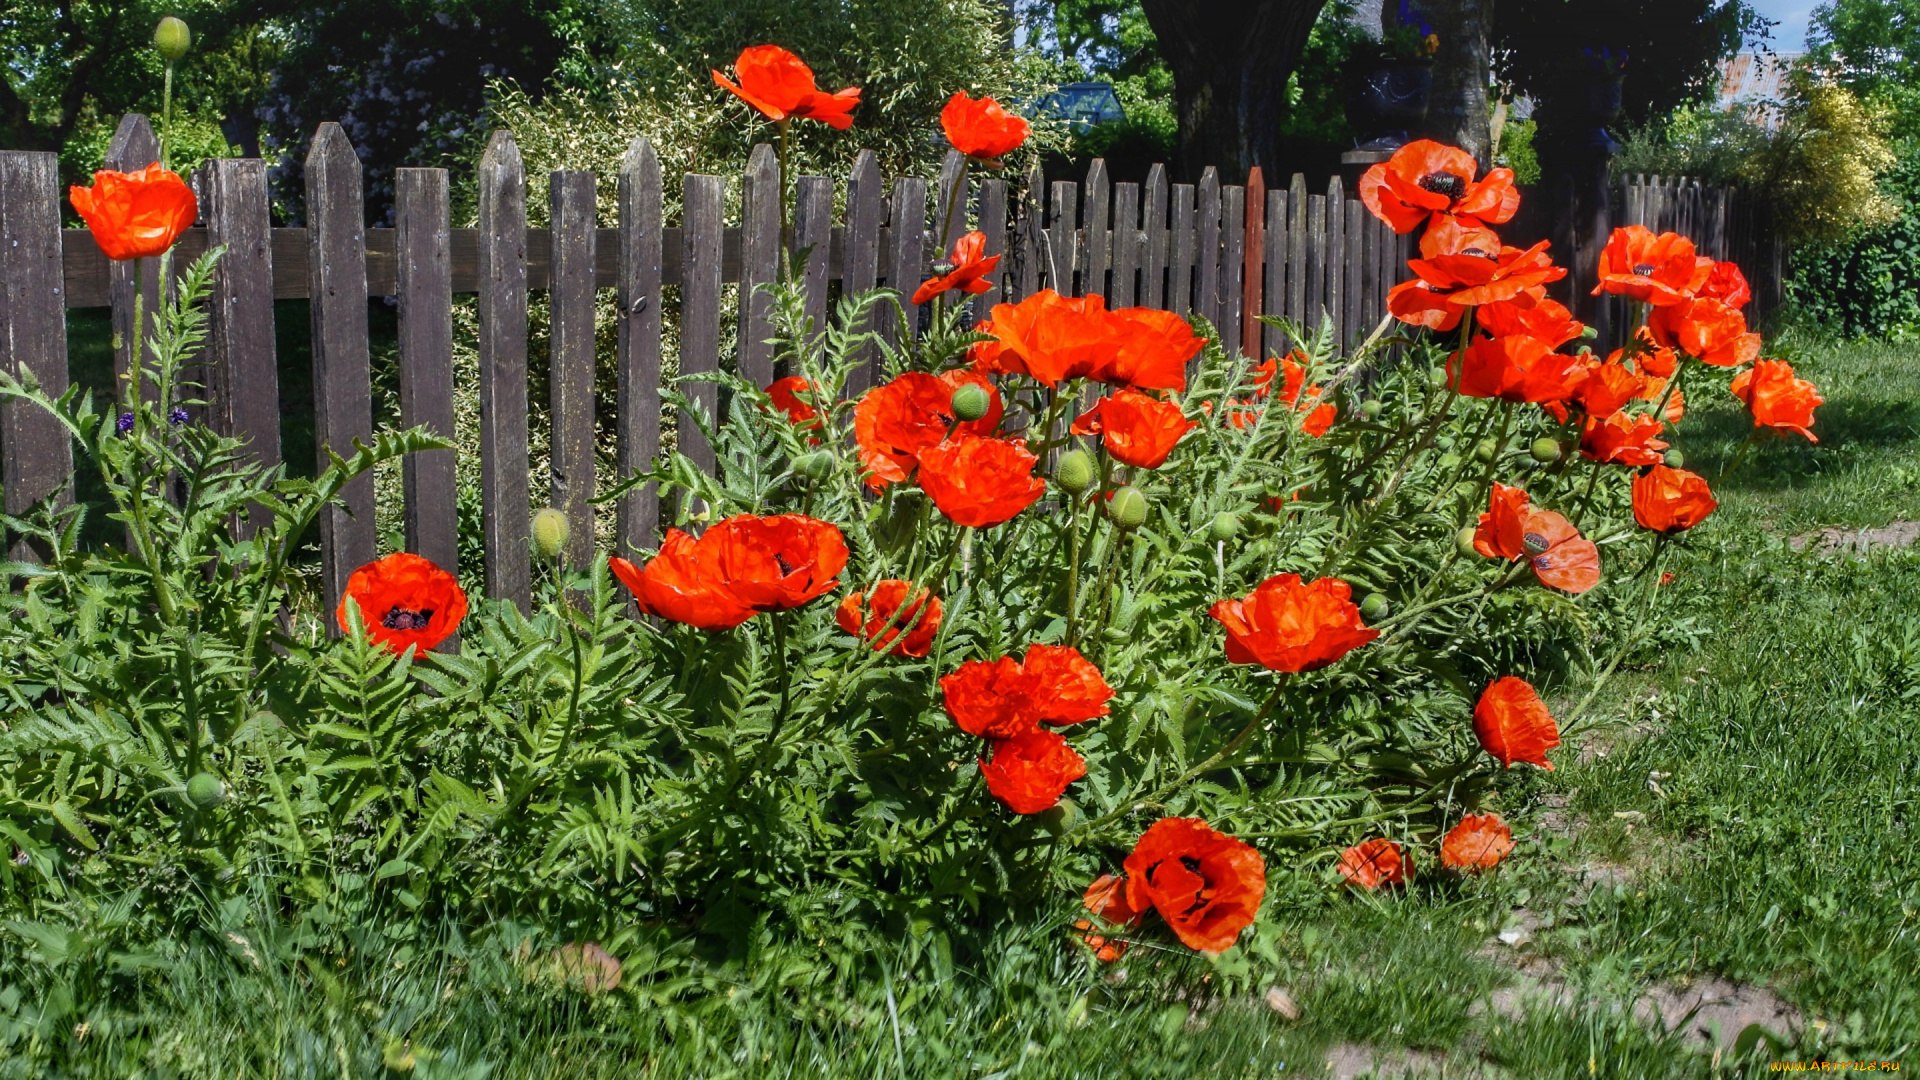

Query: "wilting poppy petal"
left=1337, top=838, right=1411, bottom=889
left=1473, top=676, right=1560, bottom=770
left=69, top=164, right=198, bottom=261
left=1210, top=573, right=1379, bottom=671
left=1077, top=872, right=1145, bottom=961
left=1440, top=814, right=1515, bottom=871
left=337, top=552, right=468, bottom=654
left=1730, top=359, right=1820, bottom=442
left=1123, top=818, right=1267, bottom=954
left=979, top=727, right=1086, bottom=814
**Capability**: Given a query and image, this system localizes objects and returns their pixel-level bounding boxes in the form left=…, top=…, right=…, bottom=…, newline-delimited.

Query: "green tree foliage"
left=1807, top=0, right=1920, bottom=133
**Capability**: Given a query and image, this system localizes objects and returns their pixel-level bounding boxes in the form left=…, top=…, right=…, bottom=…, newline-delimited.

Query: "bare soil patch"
left=1789, top=520, right=1920, bottom=554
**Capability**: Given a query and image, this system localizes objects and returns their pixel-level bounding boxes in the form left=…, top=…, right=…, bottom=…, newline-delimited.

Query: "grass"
left=10, top=335, right=1918, bottom=1077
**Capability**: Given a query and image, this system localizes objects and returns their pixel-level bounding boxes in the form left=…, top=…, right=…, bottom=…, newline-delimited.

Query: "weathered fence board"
left=1196, top=169, right=1221, bottom=330
left=678, top=174, right=724, bottom=481
left=1142, top=166, right=1168, bottom=310
left=615, top=138, right=664, bottom=554
left=549, top=170, right=598, bottom=572
left=973, top=177, right=1008, bottom=323
left=1082, top=159, right=1111, bottom=305
left=0, top=150, right=71, bottom=560
left=1242, top=168, right=1266, bottom=360
left=201, top=155, right=279, bottom=526
left=738, top=145, right=780, bottom=390
left=794, top=175, right=834, bottom=342
left=843, top=150, right=884, bottom=392
left=393, top=167, right=459, bottom=580
left=476, top=131, right=531, bottom=611
left=1111, top=181, right=1140, bottom=310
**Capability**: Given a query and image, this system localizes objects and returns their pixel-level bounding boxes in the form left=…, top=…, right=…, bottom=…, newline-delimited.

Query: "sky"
left=1749, top=0, right=1819, bottom=51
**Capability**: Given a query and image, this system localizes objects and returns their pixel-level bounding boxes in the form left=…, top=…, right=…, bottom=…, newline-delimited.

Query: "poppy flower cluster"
left=1337, top=837, right=1411, bottom=890
left=610, top=514, right=848, bottom=630
left=1224, top=353, right=1337, bottom=435
left=1080, top=817, right=1267, bottom=956
left=943, top=644, right=1113, bottom=813
left=972, top=290, right=1205, bottom=393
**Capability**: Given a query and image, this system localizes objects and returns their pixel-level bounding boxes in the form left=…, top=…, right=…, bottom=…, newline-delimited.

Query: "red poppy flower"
left=766, top=376, right=823, bottom=442
left=1407, top=220, right=1565, bottom=307
left=853, top=370, right=1002, bottom=490
left=1358, top=140, right=1520, bottom=233
left=1077, top=873, right=1145, bottom=962
left=1477, top=297, right=1584, bottom=349
left=1592, top=226, right=1712, bottom=306
left=836, top=579, right=943, bottom=657
left=336, top=552, right=468, bottom=654
left=1573, top=359, right=1648, bottom=419
left=941, top=91, right=1031, bottom=163
left=1474, top=676, right=1560, bottom=770
left=1450, top=334, right=1588, bottom=404
left=69, top=164, right=198, bottom=262
left=1102, top=307, right=1205, bottom=392
left=1440, top=814, right=1515, bottom=871
left=1580, top=411, right=1670, bottom=467
left=1730, top=359, right=1821, bottom=442
left=611, top=514, right=847, bottom=629
left=1071, top=390, right=1198, bottom=469
left=1023, top=644, right=1115, bottom=726
left=1267, top=354, right=1339, bottom=435
left=980, top=727, right=1087, bottom=814
left=1472, top=484, right=1601, bottom=594
left=980, top=290, right=1122, bottom=387
left=1647, top=297, right=1760, bottom=367
left=1337, top=838, right=1411, bottom=890
left=1122, top=818, right=1267, bottom=954
left=610, top=535, right=756, bottom=631
left=1632, top=465, right=1718, bottom=533
left=915, top=434, right=1046, bottom=528
left=1210, top=573, right=1380, bottom=672
left=1699, top=260, right=1752, bottom=308
left=913, top=231, right=1002, bottom=305
left=942, top=655, right=1041, bottom=739
left=712, top=45, right=861, bottom=129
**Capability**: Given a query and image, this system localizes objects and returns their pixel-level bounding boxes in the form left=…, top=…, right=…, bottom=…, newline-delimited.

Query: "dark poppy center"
left=773, top=553, right=796, bottom=575
left=1632, top=262, right=1656, bottom=276
left=382, top=605, right=434, bottom=631
left=1417, top=171, right=1466, bottom=200
left=1522, top=531, right=1551, bottom=555
left=1532, top=554, right=1553, bottom=571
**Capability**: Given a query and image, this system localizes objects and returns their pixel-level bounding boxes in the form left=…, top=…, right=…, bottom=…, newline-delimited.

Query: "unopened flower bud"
left=1054, top=450, right=1095, bottom=495
left=794, top=450, right=834, bottom=482
left=532, top=508, right=570, bottom=560
left=1359, top=592, right=1391, bottom=622
left=1457, top=526, right=1481, bottom=558
left=1107, top=486, right=1149, bottom=530
left=1038, top=798, right=1079, bottom=835
left=950, top=382, right=991, bottom=422
left=154, top=17, right=191, bottom=61
left=1663, top=448, right=1685, bottom=469
left=1359, top=399, right=1384, bottom=421
left=1207, top=511, right=1241, bottom=543
left=1429, top=366, right=1450, bottom=389
left=186, top=772, right=226, bottom=809
left=1579, top=324, right=1599, bottom=340
left=1529, top=436, right=1563, bottom=464
left=1474, top=438, right=1499, bottom=463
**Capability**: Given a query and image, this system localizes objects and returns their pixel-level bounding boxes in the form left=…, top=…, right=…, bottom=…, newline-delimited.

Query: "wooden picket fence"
left=0, top=113, right=1776, bottom=619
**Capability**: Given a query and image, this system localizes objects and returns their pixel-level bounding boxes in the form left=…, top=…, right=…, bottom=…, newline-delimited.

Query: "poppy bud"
left=1457, top=526, right=1480, bottom=558
left=1038, top=798, right=1079, bottom=835
left=1429, top=366, right=1450, bottom=389
left=1663, top=448, right=1685, bottom=469
left=1359, top=399, right=1384, bottom=421
left=186, top=772, right=225, bottom=809
left=1207, top=511, right=1241, bottom=542
left=532, top=508, right=570, bottom=560
left=1529, top=437, right=1562, bottom=464
left=1474, top=438, right=1499, bottom=463
left=1107, top=486, right=1148, bottom=530
left=1103, top=626, right=1130, bottom=644
left=794, top=450, right=834, bottom=482
left=1359, top=592, right=1390, bottom=621
left=1579, top=324, right=1599, bottom=340
left=1054, top=450, right=1096, bottom=495
left=950, top=382, right=992, bottom=422
left=154, top=16, right=191, bottom=61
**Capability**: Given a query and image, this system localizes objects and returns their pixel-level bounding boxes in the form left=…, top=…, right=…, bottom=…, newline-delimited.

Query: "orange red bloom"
left=1647, top=297, right=1760, bottom=367
left=1699, top=260, right=1752, bottom=308
left=1440, top=814, right=1515, bottom=871
left=1476, top=297, right=1584, bottom=349
left=1730, top=359, right=1821, bottom=442
left=976, top=291, right=1201, bottom=393
left=766, top=376, right=822, bottom=439
left=1632, top=465, right=1718, bottom=533
left=1450, top=334, right=1588, bottom=404
left=1104, top=307, right=1206, bottom=392
left=336, top=552, right=468, bottom=654
left=610, top=514, right=848, bottom=630
left=1077, top=873, right=1145, bottom=962
left=1572, top=359, right=1648, bottom=419
left=1121, top=818, right=1267, bottom=954
left=940, top=91, right=1031, bottom=163
left=69, top=164, right=198, bottom=262
left=1021, top=644, right=1117, bottom=726
left=712, top=45, right=860, bottom=129
left=913, top=231, right=1002, bottom=306
left=1337, top=838, right=1411, bottom=890
left=1579, top=411, right=1670, bottom=467
left=1473, top=676, right=1560, bottom=771
left=1358, top=140, right=1520, bottom=234
left=836, top=580, right=943, bottom=657
left=979, top=728, right=1086, bottom=814
left=941, top=643, right=1113, bottom=738
left=1592, top=226, right=1712, bottom=306
left=1472, top=484, right=1601, bottom=594
left=1072, top=389, right=1198, bottom=469
left=1209, top=573, right=1380, bottom=671
left=915, top=434, right=1046, bottom=528
left=853, top=370, right=1002, bottom=490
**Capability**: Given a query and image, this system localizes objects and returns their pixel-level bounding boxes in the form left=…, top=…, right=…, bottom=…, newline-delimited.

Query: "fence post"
left=1196, top=168, right=1221, bottom=330
left=476, top=130, right=531, bottom=611
left=1142, top=165, right=1168, bottom=310
left=393, top=167, right=460, bottom=586
left=974, top=176, right=1008, bottom=323
left=843, top=150, right=884, bottom=393
left=1242, top=167, right=1266, bottom=360
left=616, top=138, right=663, bottom=554
left=549, top=169, right=597, bottom=573
left=739, top=144, right=780, bottom=390
left=1081, top=159, right=1110, bottom=303
left=1169, top=181, right=1196, bottom=316
left=679, top=174, right=724, bottom=481
left=0, top=150, right=72, bottom=562
left=794, top=175, right=834, bottom=344
left=201, top=156, right=279, bottom=537
left=305, top=123, right=377, bottom=625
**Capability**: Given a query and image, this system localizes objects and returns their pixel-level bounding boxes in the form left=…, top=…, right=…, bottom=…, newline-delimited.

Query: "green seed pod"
left=1474, top=438, right=1499, bottom=463
left=1358, top=399, right=1384, bottom=421
left=950, top=382, right=992, bottom=422
left=1457, top=525, right=1481, bottom=559
left=1579, top=324, right=1600, bottom=340
left=186, top=772, right=226, bottom=809
left=1038, top=798, right=1079, bottom=835
left=1054, top=450, right=1096, bottom=495
left=1103, top=626, right=1131, bottom=644
left=1358, top=592, right=1391, bottom=622
left=1529, top=436, right=1563, bottom=464
left=1663, top=448, right=1686, bottom=470
left=154, top=17, right=191, bottom=61
left=531, top=508, right=570, bottom=560
left=794, top=450, right=834, bottom=482
left=1429, top=365, right=1450, bottom=389
left=1207, top=511, right=1241, bottom=543
left=1523, top=532, right=1551, bottom=556
left=1107, top=486, right=1149, bottom=530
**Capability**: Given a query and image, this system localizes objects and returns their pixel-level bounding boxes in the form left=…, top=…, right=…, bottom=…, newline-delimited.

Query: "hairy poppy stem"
left=1064, top=494, right=1082, bottom=648
left=1563, top=533, right=1670, bottom=735
left=1717, top=429, right=1759, bottom=485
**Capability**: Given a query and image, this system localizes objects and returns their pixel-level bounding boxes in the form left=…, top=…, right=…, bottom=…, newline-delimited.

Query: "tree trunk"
left=1424, top=0, right=1495, bottom=163
left=1140, top=0, right=1329, bottom=180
